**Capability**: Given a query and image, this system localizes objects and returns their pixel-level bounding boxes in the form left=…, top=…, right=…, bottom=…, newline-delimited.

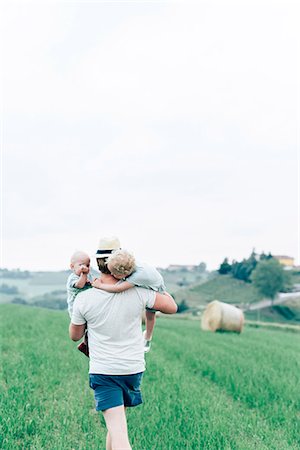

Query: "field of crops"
left=1, top=304, right=300, bottom=449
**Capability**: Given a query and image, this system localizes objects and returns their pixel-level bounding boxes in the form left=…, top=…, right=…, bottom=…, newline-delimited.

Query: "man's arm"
left=92, top=279, right=134, bottom=293
left=152, top=292, right=177, bottom=314
left=69, top=323, right=86, bottom=341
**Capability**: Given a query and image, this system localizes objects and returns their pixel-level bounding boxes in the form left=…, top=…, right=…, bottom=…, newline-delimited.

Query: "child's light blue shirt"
left=66, top=272, right=92, bottom=318
left=126, top=263, right=166, bottom=293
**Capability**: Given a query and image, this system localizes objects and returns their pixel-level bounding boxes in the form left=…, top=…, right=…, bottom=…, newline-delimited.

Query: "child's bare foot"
left=77, top=331, right=89, bottom=357
left=77, top=340, right=89, bottom=357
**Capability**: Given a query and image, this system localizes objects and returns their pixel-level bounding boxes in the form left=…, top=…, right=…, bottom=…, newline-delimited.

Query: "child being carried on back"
left=92, top=249, right=166, bottom=353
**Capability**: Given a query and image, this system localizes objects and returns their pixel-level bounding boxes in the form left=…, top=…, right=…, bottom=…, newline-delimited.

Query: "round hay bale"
left=201, top=300, right=244, bottom=333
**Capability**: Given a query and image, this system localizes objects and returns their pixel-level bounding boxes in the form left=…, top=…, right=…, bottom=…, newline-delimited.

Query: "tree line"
left=218, top=251, right=292, bottom=301
left=0, top=268, right=31, bottom=279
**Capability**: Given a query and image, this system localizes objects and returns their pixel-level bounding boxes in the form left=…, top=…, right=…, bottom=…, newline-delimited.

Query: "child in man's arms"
left=67, top=251, right=92, bottom=356
left=92, top=249, right=166, bottom=353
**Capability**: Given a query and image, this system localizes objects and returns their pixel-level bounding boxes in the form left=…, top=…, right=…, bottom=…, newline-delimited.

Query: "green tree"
left=244, top=250, right=258, bottom=281
left=0, top=284, right=19, bottom=294
left=251, top=259, right=286, bottom=303
left=177, top=299, right=189, bottom=313
left=231, top=251, right=258, bottom=282
left=259, top=252, right=273, bottom=261
left=218, top=258, right=232, bottom=275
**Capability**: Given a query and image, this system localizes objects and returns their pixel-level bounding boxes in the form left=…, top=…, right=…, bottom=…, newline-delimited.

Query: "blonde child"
left=92, top=249, right=167, bottom=352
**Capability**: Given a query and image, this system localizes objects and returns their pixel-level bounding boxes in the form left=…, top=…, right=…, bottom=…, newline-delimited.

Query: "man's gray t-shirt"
left=72, top=286, right=155, bottom=375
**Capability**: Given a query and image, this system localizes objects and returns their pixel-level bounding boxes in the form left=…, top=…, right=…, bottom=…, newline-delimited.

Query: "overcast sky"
left=1, top=0, right=299, bottom=271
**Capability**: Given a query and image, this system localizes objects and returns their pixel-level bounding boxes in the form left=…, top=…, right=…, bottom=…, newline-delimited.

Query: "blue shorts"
left=89, top=372, right=144, bottom=411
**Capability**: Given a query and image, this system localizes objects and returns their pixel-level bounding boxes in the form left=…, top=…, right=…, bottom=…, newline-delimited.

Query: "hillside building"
left=273, top=255, right=294, bottom=268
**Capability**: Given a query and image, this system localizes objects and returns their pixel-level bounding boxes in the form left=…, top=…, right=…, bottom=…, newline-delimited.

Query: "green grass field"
left=1, top=304, right=300, bottom=449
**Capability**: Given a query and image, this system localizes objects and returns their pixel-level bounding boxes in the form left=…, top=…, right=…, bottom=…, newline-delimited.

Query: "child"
left=92, top=249, right=166, bottom=353
left=66, top=251, right=92, bottom=356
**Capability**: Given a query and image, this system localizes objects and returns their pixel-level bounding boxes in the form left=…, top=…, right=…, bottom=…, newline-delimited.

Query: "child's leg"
left=145, top=310, right=156, bottom=341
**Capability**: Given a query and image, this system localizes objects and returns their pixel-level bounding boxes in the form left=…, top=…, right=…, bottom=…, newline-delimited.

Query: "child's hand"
left=74, top=265, right=89, bottom=276
left=80, top=265, right=89, bottom=274
left=92, top=278, right=103, bottom=289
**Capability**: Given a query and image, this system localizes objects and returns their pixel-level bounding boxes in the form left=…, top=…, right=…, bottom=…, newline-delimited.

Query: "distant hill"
left=174, top=274, right=263, bottom=309
left=1, top=268, right=300, bottom=326
left=245, top=301, right=300, bottom=325
left=159, top=266, right=209, bottom=293
left=174, top=273, right=300, bottom=325
left=0, top=266, right=206, bottom=309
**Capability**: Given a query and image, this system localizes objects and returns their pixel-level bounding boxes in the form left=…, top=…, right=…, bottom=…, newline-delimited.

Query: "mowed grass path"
left=1, top=305, right=300, bottom=449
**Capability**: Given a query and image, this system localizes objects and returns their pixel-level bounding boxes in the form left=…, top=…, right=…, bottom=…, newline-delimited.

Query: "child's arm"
left=92, top=279, right=134, bottom=293
left=74, top=272, right=88, bottom=289
left=73, top=265, right=90, bottom=289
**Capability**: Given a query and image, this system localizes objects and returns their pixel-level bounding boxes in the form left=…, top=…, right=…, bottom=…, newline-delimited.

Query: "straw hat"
left=94, top=236, right=121, bottom=258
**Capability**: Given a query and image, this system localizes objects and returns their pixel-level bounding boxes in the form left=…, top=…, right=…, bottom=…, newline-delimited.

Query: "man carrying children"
left=69, top=237, right=177, bottom=450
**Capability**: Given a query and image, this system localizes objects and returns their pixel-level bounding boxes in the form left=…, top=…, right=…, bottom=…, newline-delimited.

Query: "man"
left=69, top=237, right=177, bottom=450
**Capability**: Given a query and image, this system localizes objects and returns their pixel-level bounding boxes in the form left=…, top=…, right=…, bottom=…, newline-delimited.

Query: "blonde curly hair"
left=107, top=249, right=136, bottom=278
